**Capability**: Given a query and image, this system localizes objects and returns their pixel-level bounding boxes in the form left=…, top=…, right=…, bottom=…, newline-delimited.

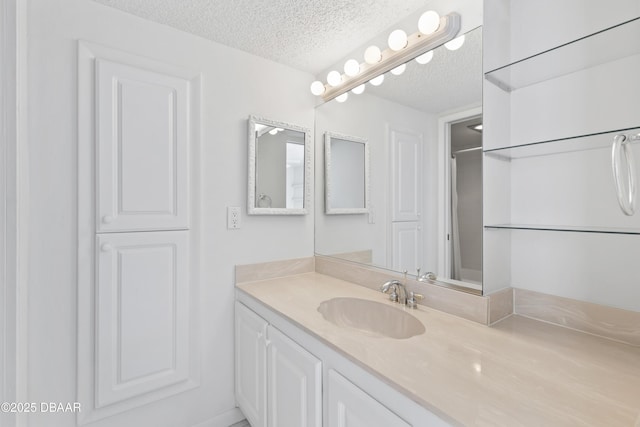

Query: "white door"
left=96, top=59, right=190, bottom=232
left=235, top=302, right=268, bottom=427
left=267, top=325, right=322, bottom=427
left=78, top=42, right=202, bottom=424
left=391, top=222, right=423, bottom=273
left=327, top=369, right=411, bottom=427
left=389, top=128, right=423, bottom=271
left=95, top=231, right=191, bottom=407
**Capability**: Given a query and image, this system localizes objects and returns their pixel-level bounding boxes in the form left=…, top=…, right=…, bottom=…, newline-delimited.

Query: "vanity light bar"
left=317, top=13, right=461, bottom=103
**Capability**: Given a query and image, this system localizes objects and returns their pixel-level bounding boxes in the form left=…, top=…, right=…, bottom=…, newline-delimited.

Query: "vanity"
left=235, top=265, right=640, bottom=427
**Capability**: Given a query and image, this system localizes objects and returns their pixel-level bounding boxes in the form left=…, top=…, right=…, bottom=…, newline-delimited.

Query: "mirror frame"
left=247, top=115, right=312, bottom=215
left=324, top=131, right=370, bottom=215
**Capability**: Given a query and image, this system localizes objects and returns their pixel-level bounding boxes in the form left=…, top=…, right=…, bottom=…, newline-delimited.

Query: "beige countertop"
left=237, top=272, right=640, bottom=427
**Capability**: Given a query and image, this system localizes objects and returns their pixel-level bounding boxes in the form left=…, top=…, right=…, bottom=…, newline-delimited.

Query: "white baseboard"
left=192, top=407, right=246, bottom=427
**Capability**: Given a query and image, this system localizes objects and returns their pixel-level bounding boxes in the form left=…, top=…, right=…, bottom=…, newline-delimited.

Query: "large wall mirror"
left=314, top=22, right=483, bottom=291
left=248, top=115, right=311, bottom=215
left=325, top=132, right=370, bottom=215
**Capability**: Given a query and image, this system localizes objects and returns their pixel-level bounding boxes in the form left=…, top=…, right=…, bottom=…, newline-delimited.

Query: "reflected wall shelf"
left=485, top=17, right=640, bottom=92
left=484, top=126, right=640, bottom=159
left=484, top=224, right=640, bottom=236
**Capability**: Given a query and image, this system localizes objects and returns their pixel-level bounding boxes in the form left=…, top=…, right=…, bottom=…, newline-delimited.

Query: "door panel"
left=391, top=222, right=423, bottom=273
left=95, top=231, right=190, bottom=407
left=235, top=302, right=268, bottom=427
left=391, top=129, right=422, bottom=222
left=267, top=326, right=322, bottom=427
left=96, top=59, right=190, bottom=232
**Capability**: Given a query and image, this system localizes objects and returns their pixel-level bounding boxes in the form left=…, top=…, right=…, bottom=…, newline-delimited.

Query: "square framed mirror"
left=248, top=115, right=312, bottom=215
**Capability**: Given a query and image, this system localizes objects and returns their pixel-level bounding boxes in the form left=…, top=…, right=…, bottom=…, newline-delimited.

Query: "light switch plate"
left=227, top=206, right=241, bottom=229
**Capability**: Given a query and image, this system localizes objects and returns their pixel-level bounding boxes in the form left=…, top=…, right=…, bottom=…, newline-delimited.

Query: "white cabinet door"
left=391, top=221, right=423, bottom=273
left=328, top=369, right=411, bottom=427
left=96, top=59, right=191, bottom=232
left=95, top=230, right=191, bottom=407
left=235, top=302, right=268, bottom=427
left=267, top=326, right=322, bottom=427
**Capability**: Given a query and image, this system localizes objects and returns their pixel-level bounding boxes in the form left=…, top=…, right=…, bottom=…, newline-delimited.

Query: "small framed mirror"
left=325, top=132, right=370, bottom=214
left=248, top=115, right=311, bottom=215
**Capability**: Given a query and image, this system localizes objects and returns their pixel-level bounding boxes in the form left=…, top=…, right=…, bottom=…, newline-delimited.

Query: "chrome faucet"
left=380, top=280, right=408, bottom=305
left=381, top=278, right=425, bottom=308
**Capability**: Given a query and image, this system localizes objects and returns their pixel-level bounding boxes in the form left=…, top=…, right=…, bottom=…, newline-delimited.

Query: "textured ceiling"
left=92, top=0, right=430, bottom=74
left=93, top=0, right=481, bottom=113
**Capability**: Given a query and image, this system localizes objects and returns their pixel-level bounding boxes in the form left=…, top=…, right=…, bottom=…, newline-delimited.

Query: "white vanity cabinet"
left=235, top=302, right=322, bottom=427
left=234, top=298, right=448, bottom=427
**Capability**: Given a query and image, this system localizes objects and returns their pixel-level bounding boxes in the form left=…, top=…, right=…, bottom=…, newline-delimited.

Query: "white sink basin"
left=317, top=297, right=425, bottom=339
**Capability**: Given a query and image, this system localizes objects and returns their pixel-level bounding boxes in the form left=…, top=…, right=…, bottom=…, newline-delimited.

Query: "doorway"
left=437, top=108, right=482, bottom=291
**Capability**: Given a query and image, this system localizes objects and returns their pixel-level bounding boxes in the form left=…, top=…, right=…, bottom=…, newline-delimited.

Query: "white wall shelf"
left=485, top=17, right=640, bottom=92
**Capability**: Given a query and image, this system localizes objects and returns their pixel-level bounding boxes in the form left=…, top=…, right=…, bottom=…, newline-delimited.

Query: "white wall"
left=24, top=0, right=314, bottom=426
left=315, top=92, right=437, bottom=270
left=1, top=1, right=27, bottom=426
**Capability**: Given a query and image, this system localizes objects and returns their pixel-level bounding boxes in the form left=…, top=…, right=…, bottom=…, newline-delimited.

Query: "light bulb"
left=390, top=64, right=406, bottom=76
left=310, top=80, right=325, bottom=96
left=336, top=93, right=349, bottom=103
left=445, top=35, right=465, bottom=51
left=369, top=74, right=384, bottom=86
left=418, top=11, right=440, bottom=35
left=415, top=50, right=434, bottom=65
left=388, top=29, right=408, bottom=51
left=351, top=84, right=365, bottom=95
left=344, top=59, right=360, bottom=77
left=268, top=129, right=278, bottom=135
left=327, top=70, right=342, bottom=87
left=364, top=45, right=382, bottom=64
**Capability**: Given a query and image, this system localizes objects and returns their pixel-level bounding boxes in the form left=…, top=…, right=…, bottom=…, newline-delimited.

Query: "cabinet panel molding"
left=267, top=326, right=322, bottom=427
left=95, top=231, right=191, bottom=407
left=95, top=55, right=196, bottom=232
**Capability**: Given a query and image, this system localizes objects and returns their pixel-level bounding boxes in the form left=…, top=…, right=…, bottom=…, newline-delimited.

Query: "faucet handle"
left=407, top=291, right=424, bottom=309
left=418, top=271, right=436, bottom=282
